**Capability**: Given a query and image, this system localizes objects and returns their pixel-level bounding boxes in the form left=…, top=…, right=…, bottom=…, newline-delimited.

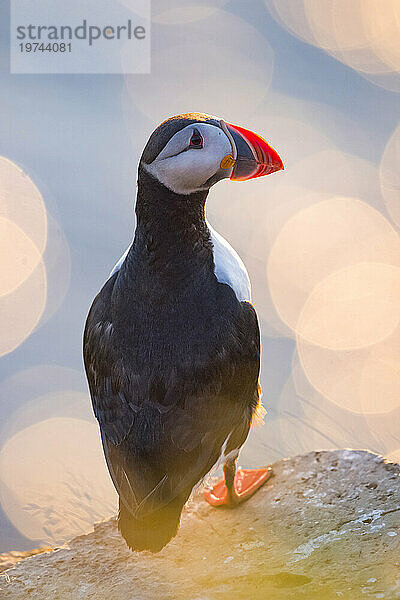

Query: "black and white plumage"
left=83, top=113, right=283, bottom=552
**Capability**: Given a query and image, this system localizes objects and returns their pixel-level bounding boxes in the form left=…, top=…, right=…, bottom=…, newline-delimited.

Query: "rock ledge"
left=1, top=449, right=400, bottom=599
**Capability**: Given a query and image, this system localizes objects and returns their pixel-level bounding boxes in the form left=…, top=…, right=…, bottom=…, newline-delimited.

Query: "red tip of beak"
left=226, top=122, right=284, bottom=181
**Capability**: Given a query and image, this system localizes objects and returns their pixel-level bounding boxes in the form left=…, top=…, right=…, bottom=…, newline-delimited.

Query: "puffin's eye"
left=189, top=128, right=203, bottom=148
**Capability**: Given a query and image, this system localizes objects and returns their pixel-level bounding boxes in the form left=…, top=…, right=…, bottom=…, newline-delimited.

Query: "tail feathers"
left=118, top=495, right=187, bottom=553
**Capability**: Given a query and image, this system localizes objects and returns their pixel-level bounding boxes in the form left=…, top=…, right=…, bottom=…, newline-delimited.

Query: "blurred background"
left=0, top=0, right=399, bottom=553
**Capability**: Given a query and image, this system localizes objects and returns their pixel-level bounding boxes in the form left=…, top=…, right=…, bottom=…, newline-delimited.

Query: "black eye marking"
left=189, top=128, right=203, bottom=148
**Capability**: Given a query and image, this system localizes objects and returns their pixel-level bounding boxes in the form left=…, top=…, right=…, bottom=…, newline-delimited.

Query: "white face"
left=143, top=123, right=233, bottom=195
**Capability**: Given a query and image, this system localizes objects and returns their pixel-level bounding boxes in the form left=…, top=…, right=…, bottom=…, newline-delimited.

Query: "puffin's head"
left=140, top=113, right=283, bottom=195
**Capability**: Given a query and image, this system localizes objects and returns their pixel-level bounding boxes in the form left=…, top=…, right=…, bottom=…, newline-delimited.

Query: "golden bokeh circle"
left=264, top=0, right=400, bottom=91
left=0, top=418, right=117, bottom=544
left=0, top=217, right=43, bottom=297
left=0, top=258, right=47, bottom=357
left=0, top=156, right=47, bottom=257
left=296, top=262, right=400, bottom=351
left=267, top=196, right=400, bottom=336
left=298, top=322, right=400, bottom=415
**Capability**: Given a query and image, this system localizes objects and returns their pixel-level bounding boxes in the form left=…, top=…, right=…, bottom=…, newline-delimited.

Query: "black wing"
left=83, top=275, right=260, bottom=519
left=84, top=274, right=136, bottom=445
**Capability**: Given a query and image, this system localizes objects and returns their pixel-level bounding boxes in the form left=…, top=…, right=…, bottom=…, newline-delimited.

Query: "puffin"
left=83, top=113, right=283, bottom=553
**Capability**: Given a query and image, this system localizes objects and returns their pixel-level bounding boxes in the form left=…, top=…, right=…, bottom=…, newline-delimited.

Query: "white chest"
left=109, top=225, right=251, bottom=303
left=207, top=223, right=251, bottom=302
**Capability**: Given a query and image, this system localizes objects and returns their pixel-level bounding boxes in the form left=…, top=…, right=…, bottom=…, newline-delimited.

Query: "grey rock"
left=1, top=449, right=399, bottom=600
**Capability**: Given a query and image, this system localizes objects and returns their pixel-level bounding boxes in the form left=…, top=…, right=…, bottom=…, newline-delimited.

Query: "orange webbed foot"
left=204, top=467, right=272, bottom=507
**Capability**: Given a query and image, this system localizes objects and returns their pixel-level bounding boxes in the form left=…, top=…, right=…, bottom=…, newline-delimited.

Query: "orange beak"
left=223, top=121, right=284, bottom=181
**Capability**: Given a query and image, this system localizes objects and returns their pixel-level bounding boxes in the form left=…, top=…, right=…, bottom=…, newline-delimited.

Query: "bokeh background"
left=0, top=0, right=399, bottom=553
